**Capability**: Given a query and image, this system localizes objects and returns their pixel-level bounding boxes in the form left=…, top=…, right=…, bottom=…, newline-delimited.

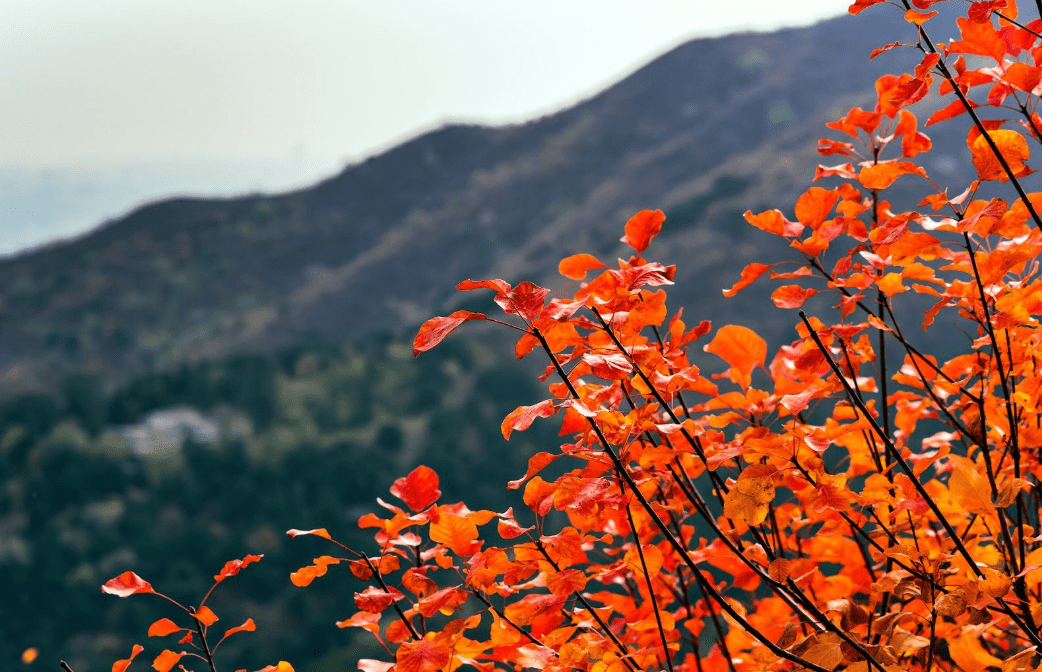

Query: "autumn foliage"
left=98, top=2, right=1042, bottom=672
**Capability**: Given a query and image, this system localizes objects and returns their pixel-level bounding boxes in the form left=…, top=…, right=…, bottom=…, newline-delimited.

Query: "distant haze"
left=0, top=1, right=846, bottom=254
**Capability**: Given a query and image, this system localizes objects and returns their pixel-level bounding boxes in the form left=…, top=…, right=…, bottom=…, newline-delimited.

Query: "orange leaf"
left=152, top=650, right=184, bottom=672
left=501, top=400, right=555, bottom=440
left=288, top=566, right=325, bottom=588
left=148, top=618, right=181, bottom=637
left=255, top=663, right=295, bottom=672
left=723, top=262, right=776, bottom=297
left=927, top=97, right=977, bottom=126
left=429, top=511, right=479, bottom=555
left=385, top=619, right=414, bottom=643
left=102, top=571, right=155, bottom=598
left=222, top=618, right=257, bottom=640
left=858, top=161, right=926, bottom=189
left=413, top=311, right=487, bottom=356
left=291, top=555, right=341, bottom=587
left=771, top=285, right=817, bottom=309
left=112, top=644, right=144, bottom=672
left=397, top=639, right=452, bottom=672
left=621, top=209, right=665, bottom=253
left=948, top=455, right=995, bottom=515
left=876, top=272, right=906, bottom=297
left=558, top=253, right=606, bottom=280
left=744, top=209, right=803, bottom=237
left=948, top=629, right=1003, bottom=672
left=390, top=465, right=441, bottom=512
left=971, top=129, right=1030, bottom=181
left=286, top=528, right=332, bottom=540
left=904, top=8, right=937, bottom=24
left=723, top=465, right=776, bottom=525
left=336, top=611, right=381, bottom=634
left=704, top=325, right=767, bottom=389
left=1004, top=61, right=1041, bottom=92
left=507, top=452, right=561, bottom=490
left=194, top=606, right=218, bottom=626
left=794, top=187, right=840, bottom=228
left=768, top=558, right=791, bottom=583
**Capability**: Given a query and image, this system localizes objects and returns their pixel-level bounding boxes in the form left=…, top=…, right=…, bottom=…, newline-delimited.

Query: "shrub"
left=91, top=2, right=1042, bottom=672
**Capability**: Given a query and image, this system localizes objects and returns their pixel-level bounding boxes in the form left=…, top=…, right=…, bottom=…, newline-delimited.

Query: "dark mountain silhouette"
left=0, top=10, right=968, bottom=395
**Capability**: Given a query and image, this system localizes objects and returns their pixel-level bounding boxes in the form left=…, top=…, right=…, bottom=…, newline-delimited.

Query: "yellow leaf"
left=948, top=627, right=1003, bottom=672
left=971, top=129, right=1030, bottom=181
left=723, top=465, right=776, bottom=525
left=948, top=454, right=994, bottom=516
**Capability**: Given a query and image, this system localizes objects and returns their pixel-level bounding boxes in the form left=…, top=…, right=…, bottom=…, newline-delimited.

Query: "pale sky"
left=1, top=1, right=848, bottom=169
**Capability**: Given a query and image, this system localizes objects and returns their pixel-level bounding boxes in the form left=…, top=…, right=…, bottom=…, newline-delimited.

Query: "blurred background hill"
left=0, top=8, right=978, bottom=672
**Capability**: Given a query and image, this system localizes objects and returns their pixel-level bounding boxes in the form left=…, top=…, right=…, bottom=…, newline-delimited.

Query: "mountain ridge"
left=0, top=10, right=961, bottom=396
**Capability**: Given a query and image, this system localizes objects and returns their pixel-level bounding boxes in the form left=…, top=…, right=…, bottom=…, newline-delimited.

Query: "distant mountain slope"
left=0, top=10, right=967, bottom=394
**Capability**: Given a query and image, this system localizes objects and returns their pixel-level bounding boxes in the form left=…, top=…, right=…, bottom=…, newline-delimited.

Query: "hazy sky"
left=2, top=1, right=848, bottom=169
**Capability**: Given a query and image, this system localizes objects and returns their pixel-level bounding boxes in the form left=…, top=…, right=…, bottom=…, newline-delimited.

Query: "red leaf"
left=214, top=554, right=263, bottom=583
left=417, top=586, right=468, bottom=617
left=968, top=0, right=1008, bottom=23
left=614, top=262, right=676, bottom=290
left=355, top=586, right=405, bottom=613
left=112, top=644, right=144, bottom=672
left=494, top=281, right=549, bottom=321
left=148, top=618, right=181, bottom=637
left=558, top=253, right=607, bottom=280
left=870, top=40, right=902, bottom=59
left=582, top=352, right=633, bottom=380
left=849, top=0, right=887, bottom=14
left=620, top=209, right=666, bottom=253
left=456, top=278, right=510, bottom=293
left=390, top=465, right=442, bottom=512
left=102, top=571, right=155, bottom=598
left=501, top=400, right=556, bottom=440
left=413, top=311, right=487, bottom=356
